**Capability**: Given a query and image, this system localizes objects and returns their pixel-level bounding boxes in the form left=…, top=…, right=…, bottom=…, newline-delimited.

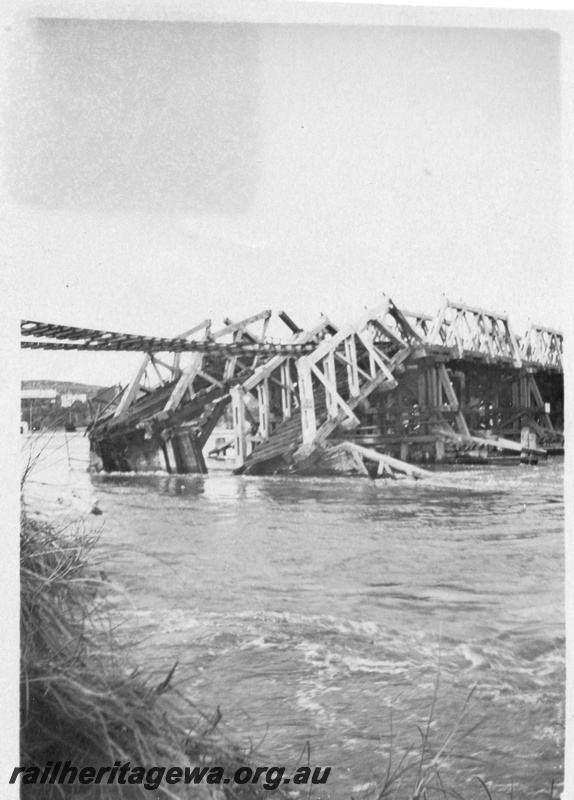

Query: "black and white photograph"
left=4, top=1, right=570, bottom=798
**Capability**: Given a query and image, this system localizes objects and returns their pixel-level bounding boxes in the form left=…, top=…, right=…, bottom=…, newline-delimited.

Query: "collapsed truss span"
left=21, top=296, right=563, bottom=475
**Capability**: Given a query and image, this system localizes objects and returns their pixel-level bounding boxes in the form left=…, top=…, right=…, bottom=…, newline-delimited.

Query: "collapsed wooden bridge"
left=21, top=295, right=564, bottom=477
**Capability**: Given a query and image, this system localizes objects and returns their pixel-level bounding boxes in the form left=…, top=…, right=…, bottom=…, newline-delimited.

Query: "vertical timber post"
left=297, top=357, right=317, bottom=445
left=257, top=378, right=270, bottom=441
left=520, top=426, right=539, bottom=465
left=281, top=362, right=292, bottom=419
left=323, top=351, right=338, bottom=418
left=345, top=336, right=360, bottom=397
left=231, top=386, right=248, bottom=468
left=437, top=363, right=470, bottom=437
left=511, top=378, right=521, bottom=432
left=430, top=367, right=439, bottom=408
left=520, top=376, right=530, bottom=413
left=528, top=375, right=554, bottom=432
left=164, top=438, right=177, bottom=473
left=435, top=438, right=446, bottom=461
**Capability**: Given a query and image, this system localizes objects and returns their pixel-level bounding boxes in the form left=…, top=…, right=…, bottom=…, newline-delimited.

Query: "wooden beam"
left=150, top=358, right=167, bottom=386
left=151, top=356, right=178, bottom=374
left=239, top=319, right=332, bottom=394
left=343, top=336, right=360, bottom=396
left=257, top=378, right=271, bottom=440
left=305, top=299, right=391, bottom=365
left=387, top=300, right=425, bottom=344
left=297, top=357, right=318, bottom=445
left=299, top=362, right=398, bottom=453
left=322, top=351, right=339, bottom=417
left=231, top=386, right=248, bottom=467
left=437, top=363, right=470, bottom=437
left=505, top=319, right=523, bottom=365
left=337, top=444, right=370, bottom=476
left=194, top=368, right=225, bottom=389
left=337, top=441, right=429, bottom=478
left=211, top=310, right=272, bottom=339
left=309, top=361, right=360, bottom=426
left=449, top=309, right=466, bottom=357
left=278, top=311, right=302, bottom=334
left=281, top=362, right=293, bottom=419
left=528, top=375, right=555, bottom=432
left=426, top=297, right=448, bottom=347
left=113, top=355, right=151, bottom=419
left=442, top=429, right=547, bottom=456
left=176, top=319, right=212, bottom=339
left=198, top=397, right=231, bottom=448
left=164, top=353, right=204, bottom=413
left=370, top=319, right=407, bottom=349
left=354, top=329, right=393, bottom=375
left=223, top=354, right=239, bottom=380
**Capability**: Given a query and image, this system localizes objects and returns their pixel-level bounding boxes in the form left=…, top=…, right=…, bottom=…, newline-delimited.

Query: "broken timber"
left=86, top=312, right=306, bottom=472
left=23, top=294, right=563, bottom=476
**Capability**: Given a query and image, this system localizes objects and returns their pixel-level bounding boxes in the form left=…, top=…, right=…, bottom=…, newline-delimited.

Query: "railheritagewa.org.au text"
left=9, top=762, right=331, bottom=791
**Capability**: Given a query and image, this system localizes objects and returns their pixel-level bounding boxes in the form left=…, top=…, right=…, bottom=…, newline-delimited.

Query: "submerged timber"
left=22, top=297, right=564, bottom=477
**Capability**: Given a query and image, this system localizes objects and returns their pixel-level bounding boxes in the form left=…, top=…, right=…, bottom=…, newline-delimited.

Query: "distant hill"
left=22, top=380, right=109, bottom=395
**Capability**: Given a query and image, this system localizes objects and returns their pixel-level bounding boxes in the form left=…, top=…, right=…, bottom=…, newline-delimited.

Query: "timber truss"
left=22, top=295, right=564, bottom=475
left=85, top=311, right=329, bottom=473
left=520, top=323, right=563, bottom=372
left=233, top=298, right=426, bottom=474
left=426, top=299, right=522, bottom=365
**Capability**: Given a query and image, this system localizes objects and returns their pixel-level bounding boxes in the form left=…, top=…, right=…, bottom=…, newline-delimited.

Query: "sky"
left=2, top=10, right=564, bottom=386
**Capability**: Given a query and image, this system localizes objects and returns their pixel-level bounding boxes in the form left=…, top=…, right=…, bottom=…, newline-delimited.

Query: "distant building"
left=21, top=390, right=59, bottom=431
left=21, top=383, right=108, bottom=431
left=21, top=389, right=58, bottom=402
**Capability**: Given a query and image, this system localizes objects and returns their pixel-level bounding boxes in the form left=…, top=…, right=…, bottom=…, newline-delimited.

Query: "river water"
left=22, top=433, right=565, bottom=799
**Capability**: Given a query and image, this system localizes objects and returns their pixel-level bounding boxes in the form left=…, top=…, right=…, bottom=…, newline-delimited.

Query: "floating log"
left=441, top=430, right=547, bottom=457
left=335, top=441, right=430, bottom=478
